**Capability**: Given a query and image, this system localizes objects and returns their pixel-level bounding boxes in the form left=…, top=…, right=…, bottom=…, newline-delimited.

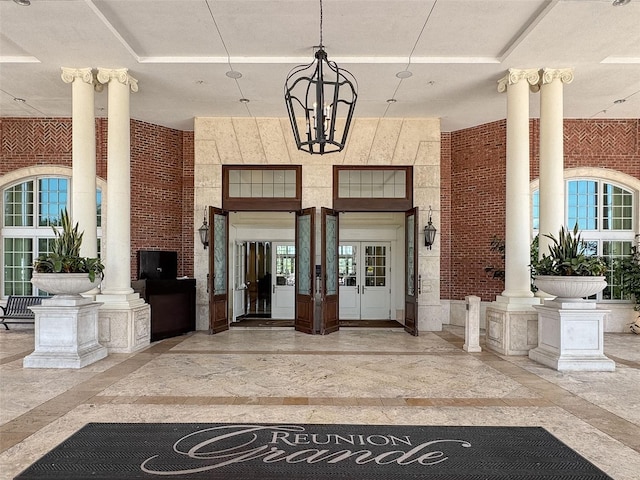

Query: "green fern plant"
left=33, top=209, right=104, bottom=282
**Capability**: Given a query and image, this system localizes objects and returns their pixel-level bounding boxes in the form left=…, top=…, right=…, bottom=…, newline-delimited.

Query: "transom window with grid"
left=1, top=177, right=102, bottom=297
left=532, top=179, right=637, bottom=302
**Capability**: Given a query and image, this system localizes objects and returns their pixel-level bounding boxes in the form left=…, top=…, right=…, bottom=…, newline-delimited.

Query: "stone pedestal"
left=529, top=301, right=615, bottom=371
left=97, top=293, right=150, bottom=353
left=485, top=297, right=539, bottom=355
left=24, top=297, right=107, bottom=369
left=463, top=295, right=482, bottom=353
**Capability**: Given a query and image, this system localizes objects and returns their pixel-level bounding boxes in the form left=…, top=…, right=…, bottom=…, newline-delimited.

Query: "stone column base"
left=485, top=298, right=539, bottom=355
left=529, top=303, right=615, bottom=372
left=97, top=294, right=150, bottom=353
left=24, top=298, right=107, bottom=369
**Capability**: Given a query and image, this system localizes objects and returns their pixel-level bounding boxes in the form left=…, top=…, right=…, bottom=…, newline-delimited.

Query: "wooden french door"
left=295, top=208, right=315, bottom=334
left=321, top=208, right=339, bottom=334
left=404, top=207, right=419, bottom=336
left=208, top=206, right=230, bottom=334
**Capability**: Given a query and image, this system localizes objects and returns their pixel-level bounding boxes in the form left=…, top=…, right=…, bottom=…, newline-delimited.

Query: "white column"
left=538, top=68, right=574, bottom=257
left=96, top=68, right=138, bottom=296
left=497, top=68, right=539, bottom=299
left=61, top=67, right=97, bottom=258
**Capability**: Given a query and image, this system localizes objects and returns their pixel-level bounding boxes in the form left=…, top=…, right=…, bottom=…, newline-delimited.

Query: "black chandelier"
left=284, top=0, right=357, bottom=155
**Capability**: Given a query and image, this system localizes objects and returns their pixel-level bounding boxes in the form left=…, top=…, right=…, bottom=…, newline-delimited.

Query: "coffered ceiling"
left=1, top=0, right=638, bottom=132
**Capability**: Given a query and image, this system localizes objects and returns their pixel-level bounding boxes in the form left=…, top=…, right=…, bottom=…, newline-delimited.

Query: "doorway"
left=339, top=242, right=391, bottom=320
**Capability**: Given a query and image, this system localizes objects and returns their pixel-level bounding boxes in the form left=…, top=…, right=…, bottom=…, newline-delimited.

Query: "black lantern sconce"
left=424, top=206, right=437, bottom=249
left=284, top=0, right=357, bottom=155
left=198, top=207, right=209, bottom=249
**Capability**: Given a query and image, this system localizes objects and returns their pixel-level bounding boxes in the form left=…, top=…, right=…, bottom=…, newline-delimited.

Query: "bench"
left=0, top=296, right=44, bottom=330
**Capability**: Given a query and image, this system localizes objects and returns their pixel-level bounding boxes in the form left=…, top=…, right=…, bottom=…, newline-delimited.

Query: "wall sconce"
left=198, top=207, right=209, bottom=249
left=424, top=206, right=437, bottom=249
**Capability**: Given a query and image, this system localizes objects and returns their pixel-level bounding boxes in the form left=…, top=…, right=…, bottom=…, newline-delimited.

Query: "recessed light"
left=239, top=98, right=250, bottom=103
left=226, top=70, right=243, bottom=79
left=13, top=0, right=31, bottom=6
left=612, top=0, right=630, bottom=6
left=14, top=97, right=26, bottom=103
left=614, top=98, right=626, bottom=104
left=386, top=98, right=397, bottom=104
left=396, top=70, right=413, bottom=79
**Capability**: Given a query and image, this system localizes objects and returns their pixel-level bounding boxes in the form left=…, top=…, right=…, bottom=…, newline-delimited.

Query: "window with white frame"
left=533, top=179, right=636, bottom=302
left=1, top=177, right=102, bottom=297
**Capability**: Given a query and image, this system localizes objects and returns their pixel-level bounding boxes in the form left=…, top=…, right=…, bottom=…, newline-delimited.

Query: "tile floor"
left=1, top=325, right=639, bottom=479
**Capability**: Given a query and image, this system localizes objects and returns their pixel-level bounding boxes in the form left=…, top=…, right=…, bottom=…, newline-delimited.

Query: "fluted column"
left=538, top=68, right=573, bottom=258
left=61, top=67, right=97, bottom=259
left=497, top=68, right=539, bottom=299
left=96, top=68, right=138, bottom=296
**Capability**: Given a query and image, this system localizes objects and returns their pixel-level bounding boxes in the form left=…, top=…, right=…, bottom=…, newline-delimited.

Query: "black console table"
left=132, top=278, right=196, bottom=341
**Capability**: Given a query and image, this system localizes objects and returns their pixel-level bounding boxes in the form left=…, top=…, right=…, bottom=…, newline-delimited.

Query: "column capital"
left=61, top=67, right=94, bottom=85
left=540, top=67, right=574, bottom=86
left=497, top=68, right=540, bottom=93
left=96, top=67, right=139, bottom=92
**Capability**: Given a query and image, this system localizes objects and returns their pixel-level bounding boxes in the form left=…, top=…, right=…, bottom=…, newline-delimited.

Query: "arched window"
left=1, top=176, right=102, bottom=297
left=532, top=178, right=637, bottom=302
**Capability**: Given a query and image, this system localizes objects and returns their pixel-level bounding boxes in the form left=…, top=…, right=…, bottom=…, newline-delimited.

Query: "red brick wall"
left=1, top=117, right=192, bottom=280
left=3, top=117, right=638, bottom=299
left=439, top=132, right=452, bottom=300
left=445, top=118, right=640, bottom=302
left=448, top=120, right=508, bottom=301
left=0, top=117, right=73, bottom=172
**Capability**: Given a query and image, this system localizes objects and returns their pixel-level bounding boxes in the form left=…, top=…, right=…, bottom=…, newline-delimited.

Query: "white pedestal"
left=24, top=297, right=107, bottom=369
left=97, top=293, right=150, bottom=353
left=485, top=296, right=540, bottom=356
left=463, top=295, right=482, bottom=352
left=529, top=301, right=615, bottom=372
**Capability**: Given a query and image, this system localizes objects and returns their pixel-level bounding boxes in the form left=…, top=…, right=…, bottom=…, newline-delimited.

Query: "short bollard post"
left=463, top=295, right=482, bottom=353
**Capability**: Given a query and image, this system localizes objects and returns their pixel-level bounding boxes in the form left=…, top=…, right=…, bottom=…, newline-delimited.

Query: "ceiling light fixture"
left=614, top=98, right=626, bottom=104
left=226, top=70, right=242, bottom=79
left=13, top=0, right=31, bottom=6
left=13, top=97, right=26, bottom=103
left=387, top=98, right=397, bottom=103
left=396, top=70, right=413, bottom=79
left=239, top=98, right=250, bottom=103
left=612, top=0, right=630, bottom=6
left=284, top=0, right=357, bottom=155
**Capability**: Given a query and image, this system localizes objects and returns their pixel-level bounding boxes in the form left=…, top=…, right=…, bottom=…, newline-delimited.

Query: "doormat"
left=15, top=423, right=612, bottom=480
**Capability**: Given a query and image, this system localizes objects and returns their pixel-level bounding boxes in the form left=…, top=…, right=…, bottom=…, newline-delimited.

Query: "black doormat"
left=15, top=423, right=612, bottom=480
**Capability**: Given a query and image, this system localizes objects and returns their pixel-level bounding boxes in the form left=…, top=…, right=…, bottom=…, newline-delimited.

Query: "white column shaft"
left=98, top=69, right=137, bottom=295
left=503, top=76, right=534, bottom=298
left=70, top=72, right=97, bottom=258
left=538, top=68, right=573, bottom=257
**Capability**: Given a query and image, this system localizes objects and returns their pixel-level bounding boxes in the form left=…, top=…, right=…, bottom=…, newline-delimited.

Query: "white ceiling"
left=1, top=0, right=639, bottom=132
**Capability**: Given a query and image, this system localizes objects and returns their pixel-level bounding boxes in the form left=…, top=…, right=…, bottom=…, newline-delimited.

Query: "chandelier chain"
left=319, top=0, right=323, bottom=47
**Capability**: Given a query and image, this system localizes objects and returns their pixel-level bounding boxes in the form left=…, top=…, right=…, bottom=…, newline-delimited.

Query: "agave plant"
left=33, top=209, right=104, bottom=282
left=531, top=224, right=607, bottom=277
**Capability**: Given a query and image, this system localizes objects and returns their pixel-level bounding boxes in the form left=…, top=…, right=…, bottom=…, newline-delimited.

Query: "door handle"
left=357, top=285, right=359, bottom=294
left=418, top=274, right=422, bottom=295
left=273, top=284, right=275, bottom=294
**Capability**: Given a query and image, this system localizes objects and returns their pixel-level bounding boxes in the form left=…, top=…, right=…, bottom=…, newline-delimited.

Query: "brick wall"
left=440, top=132, right=452, bottom=300
left=3, top=116, right=638, bottom=299
left=1, top=117, right=191, bottom=279
left=446, top=118, right=640, bottom=302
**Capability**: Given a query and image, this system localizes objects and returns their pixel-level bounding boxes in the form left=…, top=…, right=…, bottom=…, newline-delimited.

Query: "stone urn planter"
left=24, top=209, right=107, bottom=369
left=533, top=275, right=607, bottom=303
left=30, top=272, right=101, bottom=299
left=529, top=225, right=614, bottom=372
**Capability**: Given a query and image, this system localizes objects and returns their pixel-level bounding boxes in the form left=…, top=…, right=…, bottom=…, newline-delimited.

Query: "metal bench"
left=0, top=295, right=44, bottom=330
